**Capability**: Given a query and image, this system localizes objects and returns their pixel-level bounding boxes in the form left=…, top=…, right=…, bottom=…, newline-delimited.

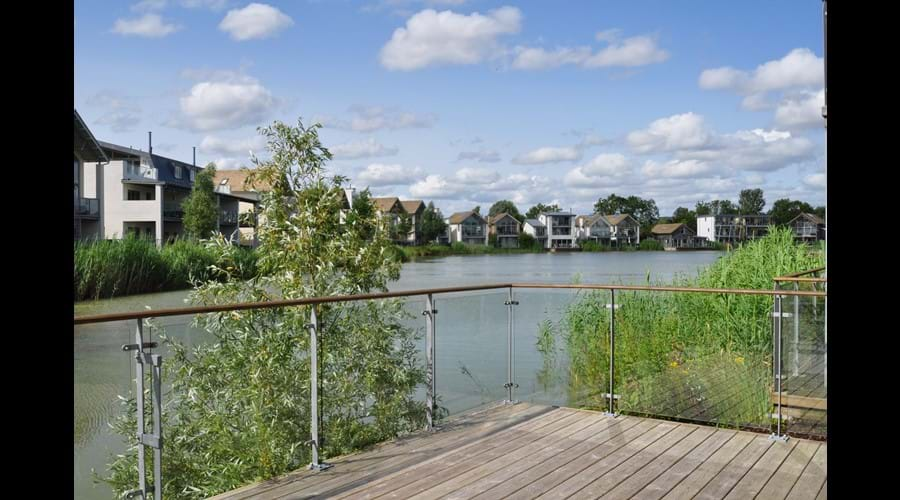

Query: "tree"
left=421, top=202, right=447, bottom=243
left=738, top=188, right=766, bottom=214
left=182, top=163, right=219, bottom=239
left=105, top=119, right=426, bottom=498
left=593, top=193, right=659, bottom=234
left=671, top=206, right=697, bottom=231
left=392, top=213, right=413, bottom=241
left=697, top=199, right=737, bottom=216
left=768, top=198, right=815, bottom=226
left=813, top=206, right=826, bottom=220
left=472, top=205, right=481, bottom=215
left=525, top=203, right=561, bottom=219
left=488, top=200, right=522, bottom=222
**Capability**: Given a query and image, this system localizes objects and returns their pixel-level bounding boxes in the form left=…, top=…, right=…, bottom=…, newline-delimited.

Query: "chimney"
left=148, top=131, right=153, bottom=155
left=193, top=146, right=196, bottom=167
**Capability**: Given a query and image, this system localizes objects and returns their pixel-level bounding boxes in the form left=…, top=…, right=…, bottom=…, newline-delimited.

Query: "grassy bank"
left=74, top=238, right=257, bottom=301
left=395, top=242, right=543, bottom=261
left=545, top=227, right=824, bottom=429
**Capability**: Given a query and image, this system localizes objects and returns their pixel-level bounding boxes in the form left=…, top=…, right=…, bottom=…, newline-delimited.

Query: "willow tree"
left=105, top=119, right=426, bottom=498
left=182, top=163, right=219, bottom=239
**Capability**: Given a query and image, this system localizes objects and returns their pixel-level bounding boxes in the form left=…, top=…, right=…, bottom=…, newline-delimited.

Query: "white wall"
left=92, top=159, right=163, bottom=240
left=697, top=216, right=716, bottom=242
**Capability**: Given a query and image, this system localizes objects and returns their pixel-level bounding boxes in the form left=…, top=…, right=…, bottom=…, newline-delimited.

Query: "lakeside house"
left=788, top=212, right=825, bottom=242
left=372, top=197, right=410, bottom=244
left=603, top=214, right=641, bottom=246
left=448, top=211, right=489, bottom=245
left=489, top=213, right=521, bottom=248
left=74, top=110, right=108, bottom=240
left=400, top=200, right=426, bottom=245
left=650, top=223, right=708, bottom=249
left=212, top=169, right=268, bottom=247
left=576, top=214, right=613, bottom=245
left=539, top=211, right=577, bottom=249
left=522, top=219, right=546, bottom=247
left=81, top=134, right=258, bottom=246
left=697, top=214, right=770, bottom=244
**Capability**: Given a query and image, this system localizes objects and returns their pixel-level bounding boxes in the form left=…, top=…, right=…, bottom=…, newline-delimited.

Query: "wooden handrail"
left=774, top=267, right=826, bottom=280
left=74, top=282, right=826, bottom=325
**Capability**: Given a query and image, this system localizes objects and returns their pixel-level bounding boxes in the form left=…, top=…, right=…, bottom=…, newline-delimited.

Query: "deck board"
left=213, top=402, right=825, bottom=500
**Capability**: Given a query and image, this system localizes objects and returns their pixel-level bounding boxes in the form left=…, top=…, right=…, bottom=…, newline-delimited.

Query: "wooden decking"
left=212, top=403, right=826, bottom=499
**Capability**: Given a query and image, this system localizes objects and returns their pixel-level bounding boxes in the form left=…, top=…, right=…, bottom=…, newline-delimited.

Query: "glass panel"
left=781, top=280, right=827, bottom=439
left=614, top=290, right=773, bottom=433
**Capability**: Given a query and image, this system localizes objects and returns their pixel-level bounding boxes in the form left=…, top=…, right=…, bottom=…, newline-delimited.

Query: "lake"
left=74, top=251, right=722, bottom=499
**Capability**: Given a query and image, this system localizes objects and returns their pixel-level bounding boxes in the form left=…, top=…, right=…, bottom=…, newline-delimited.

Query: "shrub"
left=639, top=239, right=664, bottom=251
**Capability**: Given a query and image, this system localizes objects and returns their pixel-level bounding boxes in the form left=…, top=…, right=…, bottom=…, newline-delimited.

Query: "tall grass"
left=549, top=227, right=824, bottom=428
left=74, top=237, right=257, bottom=300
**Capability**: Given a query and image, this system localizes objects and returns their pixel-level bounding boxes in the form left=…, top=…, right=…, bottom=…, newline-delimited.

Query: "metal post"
left=793, top=282, right=800, bottom=376
left=134, top=320, right=147, bottom=496
left=504, top=287, right=518, bottom=404
left=151, top=354, right=163, bottom=500
left=604, top=289, right=617, bottom=417
left=123, top=319, right=164, bottom=499
left=771, top=294, right=788, bottom=442
left=308, top=306, right=331, bottom=470
left=424, top=294, right=436, bottom=429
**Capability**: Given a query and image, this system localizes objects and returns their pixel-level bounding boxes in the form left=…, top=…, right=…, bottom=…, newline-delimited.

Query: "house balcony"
left=462, top=228, right=485, bottom=238
left=123, top=163, right=158, bottom=181
left=75, top=197, right=99, bottom=218
left=551, top=227, right=572, bottom=236
left=163, top=204, right=184, bottom=220
left=220, top=210, right=239, bottom=225
left=496, top=226, right=518, bottom=236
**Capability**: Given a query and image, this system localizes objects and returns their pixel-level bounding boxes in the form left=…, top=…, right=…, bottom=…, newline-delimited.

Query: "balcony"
left=123, top=162, right=158, bottom=181
left=496, top=225, right=518, bottom=236
left=75, top=197, right=99, bottom=218
left=163, top=204, right=184, bottom=219
left=551, top=227, right=571, bottom=236
left=220, top=210, right=239, bottom=225
left=462, top=228, right=484, bottom=238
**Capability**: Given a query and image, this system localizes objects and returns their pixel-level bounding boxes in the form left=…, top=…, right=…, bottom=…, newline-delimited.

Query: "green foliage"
left=638, top=239, right=664, bottom=251
left=104, top=118, right=426, bottom=498
left=768, top=198, right=815, bottom=226
left=420, top=202, right=447, bottom=243
left=182, top=164, right=220, bottom=239
left=392, top=213, right=413, bottom=241
left=738, top=188, right=766, bottom=214
left=488, top=200, right=522, bottom=222
left=518, top=232, right=538, bottom=249
left=553, top=227, right=823, bottom=426
left=671, top=207, right=697, bottom=231
left=696, top=199, right=737, bottom=216
left=579, top=240, right=611, bottom=252
left=74, top=237, right=257, bottom=300
left=525, top=203, right=561, bottom=220
left=593, top=193, right=659, bottom=235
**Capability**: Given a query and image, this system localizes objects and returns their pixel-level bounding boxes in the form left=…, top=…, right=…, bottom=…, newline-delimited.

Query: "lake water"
left=74, top=251, right=722, bottom=498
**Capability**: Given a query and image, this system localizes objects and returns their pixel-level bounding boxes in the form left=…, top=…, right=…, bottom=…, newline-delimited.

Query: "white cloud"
left=331, top=138, right=399, bottom=159
left=181, top=0, right=229, bottom=9
left=641, top=159, right=712, bottom=178
left=211, top=157, right=245, bottom=170
left=803, top=173, right=826, bottom=189
left=513, top=146, right=582, bottom=164
left=454, top=167, right=499, bottom=184
left=699, top=48, right=823, bottom=95
left=677, top=128, right=815, bottom=172
left=85, top=91, right=142, bottom=133
left=176, top=73, right=277, bottom=131
left=409, top=174, right=467, bottom=198
left=112, top=14, right=180, bottom=37
left=319, top=105, right=436, bottom=132
left=563, top=153, right=634, bottom=188
left=133, top=0, right=167, bottom=12
left=626, top=112, right=710, bottom=153
left=774, top=90, right=825, bottom=129
left=219, top=3, right=294, bottom=41
left=457, top=149, right=500, bottom=162
left=379, top=6, right=522, bottom=70
left=199, top=134, right=267, bottom=157
left=512, top=34, right=668, bottom=70
left=356, top=163, right=424, bottom=186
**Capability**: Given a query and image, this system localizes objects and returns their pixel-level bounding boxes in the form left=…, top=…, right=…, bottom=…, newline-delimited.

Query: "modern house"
left=82, top=137, right=256, bottom=245
left=212, top=169, right=266, bottom=247
left=400, top=200, right=426, bottom=245
left=489, top=213, right=521, bottom=248
left=788, top=213, right=825, bottom=242
left=448, top=211, right=489, bottom=245
left=539, top=211, right=577, bottom=249
left=650, top=223, right=707, bottom=250
left=523, top=219, right=547, bottom=247
left=697, top=214, right=769, bottom=245
left=603, top=214, right=641, bottom=246
left=575, top=214, right=613, bottom=245
left=74, top=110, right=107, bottom=240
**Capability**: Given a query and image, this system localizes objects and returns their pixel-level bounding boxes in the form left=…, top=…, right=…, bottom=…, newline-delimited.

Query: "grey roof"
left=99, top=141, right=201, bottom=189
left=524, top=219, right=545, bottom=227
left=74, top=110, right=108, bottom=162
left=542, top=211, right=575, bottom=216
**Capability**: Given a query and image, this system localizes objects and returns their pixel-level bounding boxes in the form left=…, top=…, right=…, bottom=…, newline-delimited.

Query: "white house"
left=448, top=211, right=488, bottom=245
left=538, top=211, right=576, bottom=249
left=575, top=214, right=613, bottom=245
left=82, top=137, right=256, bottom=245
left=74, top=110, right=107, bottom=240
left=523, top=219, right=547, bottom=247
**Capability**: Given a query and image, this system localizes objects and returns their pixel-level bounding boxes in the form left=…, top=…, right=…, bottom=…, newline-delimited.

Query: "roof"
left=578, top=214, right=609, bottom=227
left=372, top=197, right=402, bottom=213
left=524, top=218, right=544, bottom=228
left=400, top=200, right=425, bottom=214
left=651, top=223, right=695, bottom=235
left=74, top=110, right=108, bottom=162
left=490, top=213, right=520, bottom=225
left=449, top=211, right=486, bottom=224
left=542, top=211, right=575, bottom=216
left=99, top=141, right=200, bottom=189
left=212, top=169, right=270, bottom=192
left=603, top=214, right=637, bottom=226
left=789, top=213, right=825, bottom=225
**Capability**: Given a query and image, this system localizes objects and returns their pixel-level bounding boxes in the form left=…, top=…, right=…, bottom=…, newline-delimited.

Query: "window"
left=128, top=190, right=141, bottom=200
left=174, top=165, right=183, bottom=179
left=145, top=192, right=153, bottom=200
left=190, top=169, right=195, bottom=181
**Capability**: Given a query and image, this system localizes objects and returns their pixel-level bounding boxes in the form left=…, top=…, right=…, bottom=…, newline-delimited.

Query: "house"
left=523, top=219, right=547, bottom=248
left=74, top=110, right=107, bottom=240
left=448, top=211, right=489, bottom=245
left=697, top=214, right=769, bottom=244
left=539, top=211, right=576, bottom=249
left=400, top=200, right=426, bottom=245
left=651, top=223, right=707, bottom=249
left=788, top=213, right=825, bottom=242
left=603, top=214, right=641, bottom=246
left=212, top=169, right=268, bottom=247
left=82, top=136, right=257, bottom=246
left=372, top=197, right=409, bottom=243
left=576, top=214, right=613, bottom=245
left=489, top=213, right=521, bottom=248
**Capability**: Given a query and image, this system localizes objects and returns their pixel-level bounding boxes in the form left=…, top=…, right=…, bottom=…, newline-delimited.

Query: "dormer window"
left=174, top=165, right=183, bottom=179
left=189, top=169, right=195, bottom=181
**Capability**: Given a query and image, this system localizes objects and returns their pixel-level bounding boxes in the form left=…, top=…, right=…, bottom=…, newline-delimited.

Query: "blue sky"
left=74, top=0, right=826, bottom=216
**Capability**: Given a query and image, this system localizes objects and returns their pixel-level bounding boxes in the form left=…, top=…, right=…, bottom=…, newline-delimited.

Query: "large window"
left=174, top=165, right=183, bottom=179
left=128, top=190, right=141, bottom=200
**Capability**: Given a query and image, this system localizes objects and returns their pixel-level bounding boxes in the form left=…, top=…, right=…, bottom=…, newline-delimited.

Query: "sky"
left=74, top=0, right=826, bottom=217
